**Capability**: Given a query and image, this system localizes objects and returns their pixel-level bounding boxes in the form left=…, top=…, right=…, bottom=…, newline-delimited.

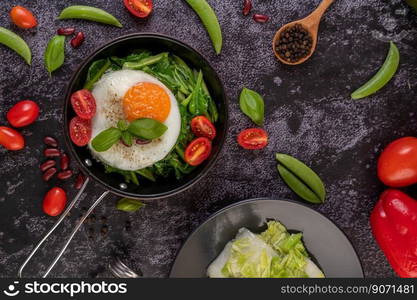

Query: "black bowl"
left=63, top=34, right=228, bottom=199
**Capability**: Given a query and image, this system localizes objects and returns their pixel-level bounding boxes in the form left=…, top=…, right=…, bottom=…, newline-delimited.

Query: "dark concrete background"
left=1, top=0, right=416, bottom=278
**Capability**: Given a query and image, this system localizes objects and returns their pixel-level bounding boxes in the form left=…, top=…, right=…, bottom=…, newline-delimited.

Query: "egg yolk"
left=123, top=82, right=171, bottom=122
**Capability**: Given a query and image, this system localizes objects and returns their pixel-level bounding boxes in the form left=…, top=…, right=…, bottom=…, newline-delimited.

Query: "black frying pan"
left=18, top=34, right=228, bottom=277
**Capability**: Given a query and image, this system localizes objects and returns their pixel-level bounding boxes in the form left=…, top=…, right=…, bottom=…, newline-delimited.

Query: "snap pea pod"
left=0, top=27, right=31, bottom=65
left=351, top=41, right=399, bottom=100
left=58, top=5, right=123, bottom=28
left=276, top=153, right=326, bottom=204
left=44, top=35, right=65, bottom=75
left=185, top=0, right=222, bottom=54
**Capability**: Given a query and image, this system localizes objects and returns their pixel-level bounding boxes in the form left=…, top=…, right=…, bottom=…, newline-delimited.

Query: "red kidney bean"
left=44, top=148, right=61, bottom=157
left=60, top=153, right=69, bottom=170
left=74, top=173, right=85, bottom=189
left=136, top=138, right=151, bottom=145
left=71, top=32, right=85, bottom=48
left=43, top=167, right=57, bottom=181
left=57, top=170, right=73, bottom=180
left=57, top=27, right=75, bottom=36
left=40, top=160, right=56, bottom=172
left=253, top=14, right=269, bottom=23
left=243, top=0, right=252, bottom=16
left=43, top=136, right=58, bottom=147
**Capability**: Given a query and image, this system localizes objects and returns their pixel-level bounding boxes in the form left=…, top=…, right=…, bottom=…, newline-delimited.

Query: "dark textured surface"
left=1, top=0, right=416, bottom=278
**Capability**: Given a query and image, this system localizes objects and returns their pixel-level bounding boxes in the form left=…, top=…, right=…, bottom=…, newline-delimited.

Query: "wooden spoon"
left=273, top=0, right=335, bottom=65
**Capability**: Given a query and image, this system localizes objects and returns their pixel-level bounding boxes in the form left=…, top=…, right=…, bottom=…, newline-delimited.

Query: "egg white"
left=88, top=69, right=181, bottom=171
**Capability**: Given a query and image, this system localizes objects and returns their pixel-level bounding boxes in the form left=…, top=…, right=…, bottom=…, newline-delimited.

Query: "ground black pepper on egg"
left=275, top=23, right=313, bottom=63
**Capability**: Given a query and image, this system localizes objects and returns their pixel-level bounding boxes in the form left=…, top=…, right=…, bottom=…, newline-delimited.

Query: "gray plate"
left=170, top=199, right=364, bottom=278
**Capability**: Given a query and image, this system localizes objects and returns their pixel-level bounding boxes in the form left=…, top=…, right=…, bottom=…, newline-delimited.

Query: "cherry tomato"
left=0, top=126, right=25, bottom=150
left=71, top=89, right=96, bottom=120
left=377, top=137, right=417, bottom=187
left=69, top=117, right=91, bottom=147
left=123, top=0, right=153, bottom=18
left=184, top=137, right=212, bottom=166
left=191, top=116, right=216, bottom=140
left=7, top=100, right=40, bottom=128
left=43, top=187, right=67, bottom=216
left=237, top=128, right=268, bottom=150
left=9, top=6, right=37, bottom=29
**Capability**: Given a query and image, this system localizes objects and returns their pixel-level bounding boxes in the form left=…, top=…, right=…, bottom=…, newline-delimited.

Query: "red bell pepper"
left=370, top=189, right=417, bottom=278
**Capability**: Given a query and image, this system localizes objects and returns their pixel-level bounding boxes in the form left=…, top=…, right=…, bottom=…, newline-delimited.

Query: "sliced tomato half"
left=191, top=116, right=216, bottom=140
left=71, top=89, right=96, bottom=120
left=184, top=137, right=212, bottom=166
left=123, top=0, right=153, bottom=18
left=69, top=116, right=91, bottom=147
left=237, top=128, right=268, bottom=150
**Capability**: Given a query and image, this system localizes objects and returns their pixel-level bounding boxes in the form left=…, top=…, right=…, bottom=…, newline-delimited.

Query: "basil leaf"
left=91, top=127, right=122, bottom=152
left=116, top=198, right=145, bottom=212
left=128, top=118, right=168, bottom=140
left=239, top=87, right=265, bottom=126
left=44, top=35, right=65, bottom=75
left=83, top=58, right=111, bottom=90
left=117, top=120, right=130, bottom=131
left=121, top=131, right=133, bottom=146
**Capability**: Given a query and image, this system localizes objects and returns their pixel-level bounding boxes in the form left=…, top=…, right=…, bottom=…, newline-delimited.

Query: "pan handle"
left=18, top=178, right=110, bottom=278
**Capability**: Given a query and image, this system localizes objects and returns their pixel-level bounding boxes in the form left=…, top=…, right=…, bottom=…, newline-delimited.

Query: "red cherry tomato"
left=9, top=6, right=37, bottom=29
left=123, top=0, right=153, bottom=18
left=237, top=128, right=268, bottom=150
left=184, top=137, right=212, bottom=166
left=43, top=187, right=67, bottom=216
left=69, top=117, right=91, bottom=147
left=71, top=89, right=96, bottom=120
left=0, top=126, right=25, bottom=150
left=377, top=137, right=417, bottom=187
left=191, top=116, right=216, bottom=140
left=7, top=100, right=40, bottom=128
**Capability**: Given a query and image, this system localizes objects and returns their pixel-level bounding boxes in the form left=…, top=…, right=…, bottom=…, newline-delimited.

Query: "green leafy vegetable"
left=91, top=128, right=122, bottom=152
left=123, top=52, right=168, bottom=70
left=44, top=35, right=65, bottom=75
left=116, top=198, right=145, bottom=212
left=207, top=221, right=324, bottom=278
left=84, top=58, right=111, bottom=90
left=239, top=87, right=265, bottom=126
left=128, top=118, right=168, bottom=140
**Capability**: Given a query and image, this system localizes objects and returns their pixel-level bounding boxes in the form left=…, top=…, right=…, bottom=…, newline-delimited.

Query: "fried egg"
left=89, top=69, right=181, bottom=171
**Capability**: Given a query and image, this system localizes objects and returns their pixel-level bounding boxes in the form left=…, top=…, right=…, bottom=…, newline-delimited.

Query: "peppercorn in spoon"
left=273, top=0, right=335, bottom=65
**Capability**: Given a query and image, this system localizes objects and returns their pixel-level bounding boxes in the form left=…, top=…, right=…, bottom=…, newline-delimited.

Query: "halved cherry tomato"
left=191, top=116, right=216, bottom=140
left=123, top=0, right=153, bottom=18
left=69, top=117, right=91, bottom=147
left=7, top=100, right=40, bottom=128
left=71, top=89, right=96, bottom=120
left=185, top=137, right=212, bottom=166
left=43, top=187, right=67, bottom=216
left=10, top=6, right=37, bottom=29
left=0, top=126, right=25, bottom=150
left=237, top=128, right=268, bottom=150
left=378, top=137, right=417, bottom=187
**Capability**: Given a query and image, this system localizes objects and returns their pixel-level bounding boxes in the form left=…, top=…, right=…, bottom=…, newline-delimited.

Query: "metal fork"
left=108, top=257, right=141, bottom=278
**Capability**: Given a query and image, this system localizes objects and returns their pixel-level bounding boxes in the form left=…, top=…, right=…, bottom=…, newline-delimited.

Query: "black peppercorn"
left=275, top=23, right=313, bottom=63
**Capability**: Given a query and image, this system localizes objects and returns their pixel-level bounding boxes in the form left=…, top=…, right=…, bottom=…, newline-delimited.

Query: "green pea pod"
left=116, top=198, right=145, bottom=212
left=0, top=27, right=31, bottom=65
left=44, top=35, right=66, bottom=75
left=84, top=58, right=111, bottom=90
left=351, top=41, right=399, bottom=99
left=239, top=87, right=265, bottom=126
left=276, top=153, right=326, bottom=203
left=185, top=0, right=222, bottom=54
left=128, top=118, right=168, bottom=140
left=91, top=127, right=122, bottom=152
left=58, top=5, right=123, bottom=28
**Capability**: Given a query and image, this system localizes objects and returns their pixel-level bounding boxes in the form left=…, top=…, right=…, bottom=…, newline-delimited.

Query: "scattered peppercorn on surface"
left=0, top=0, right=416, bottom=278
